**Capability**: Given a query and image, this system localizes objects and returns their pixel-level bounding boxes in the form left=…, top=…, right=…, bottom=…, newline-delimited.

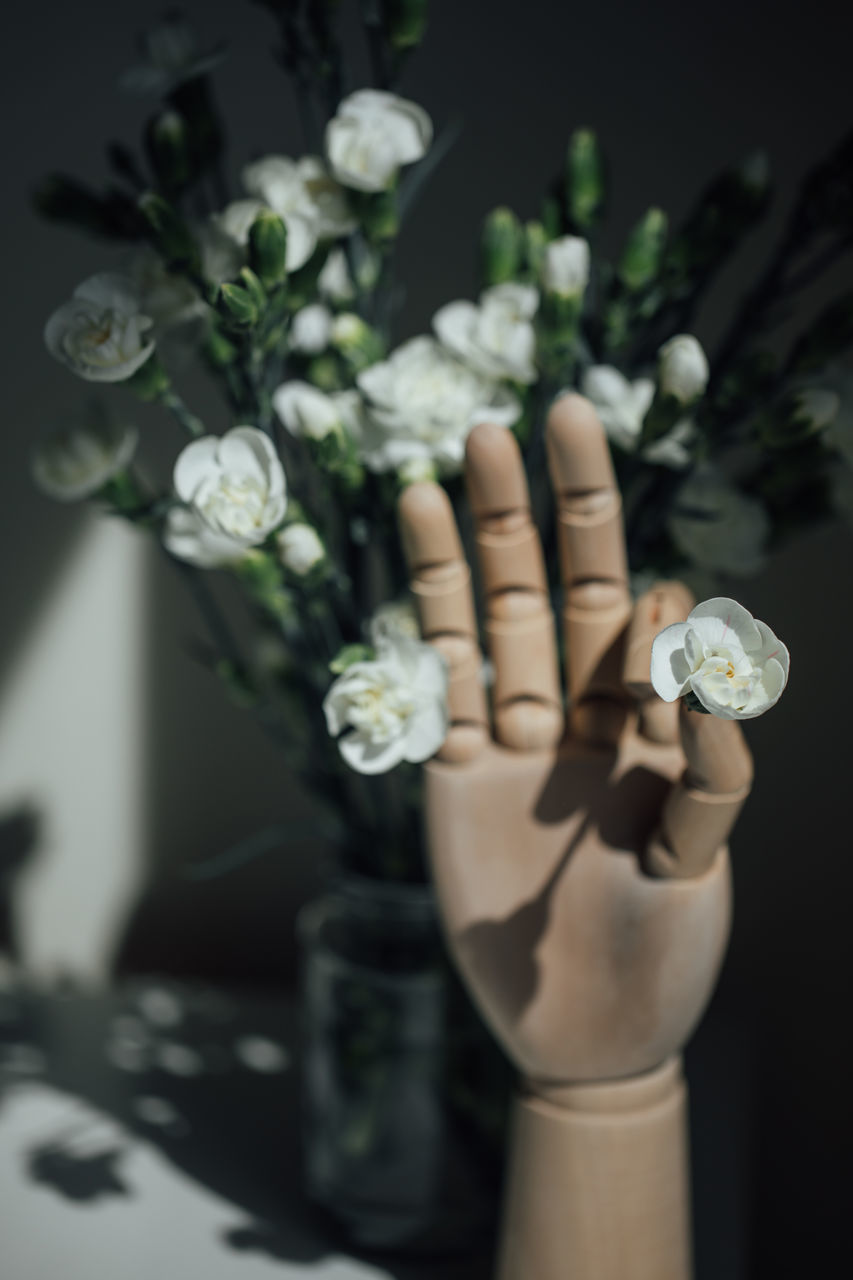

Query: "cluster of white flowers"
left=651, top=597, right=789, bottom=720
left=324, top=602, right=448, bottom=774
left=163, top=426, right=287, bottom=568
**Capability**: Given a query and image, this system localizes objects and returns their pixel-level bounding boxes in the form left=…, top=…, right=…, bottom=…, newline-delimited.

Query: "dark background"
left=3, top=1, right=853, bottom=1275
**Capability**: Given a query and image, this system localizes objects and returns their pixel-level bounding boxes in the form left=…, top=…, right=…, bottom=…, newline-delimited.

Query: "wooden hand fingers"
left=398, top=482, right=489, bottom=763
left=645, top=706, right=754, bottom=879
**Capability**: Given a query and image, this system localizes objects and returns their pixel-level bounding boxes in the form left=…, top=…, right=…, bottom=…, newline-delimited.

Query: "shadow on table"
left=0, top=980, right=494, bottom=1280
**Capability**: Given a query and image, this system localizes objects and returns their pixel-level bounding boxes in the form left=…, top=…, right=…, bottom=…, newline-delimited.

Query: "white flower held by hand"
left=165, top=427, right=287, bottom=567
left=325, top=89, right=432, bottom=192
left=324, top=633, right=448, bottom=774
left=33, top=418, right=138, bottom=502
left=45, top=274, right=155, bottom=383
left=651, top=597, right=789, bottom=720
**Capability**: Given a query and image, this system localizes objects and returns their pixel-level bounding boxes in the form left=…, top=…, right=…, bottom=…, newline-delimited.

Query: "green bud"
left=618, top=207, right=668, bottom=292
left=126, top=352, right=171, bottom=401
left=759, top=388, right=840, bottom=449
left=306, top=355, right=343, bottom=391
left=566, top=128, right=604, bottom=231
left=524, top=220, right=548, bottom=278
left=145, top=109, right=192, bottom=194
left=540, top=195, right=563, bottom=240
left=216, top=282, right=259, bottom=329
left=138, top=192, right=200, bottom=274
left=203, top=325, right=239, bottom=368
left=481, top=206, right=524, bottom=286
left=384, top=0, right=428, bottom=49
left=789, top=293, right=853, bottom=375
left=248, top=210, right=288, bottom=290
left=329, top=643, right=375, bottom=674
left=239, top=266, right=267, bottom=313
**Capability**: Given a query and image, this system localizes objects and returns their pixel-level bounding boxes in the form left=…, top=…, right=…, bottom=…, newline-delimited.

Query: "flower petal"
left=688, top=597, right=762, bottom=652
left=649, top=622, right=693, bottom=701
left=339, top=730, right=407, bottom=775
left=173, top=436, right=221, bottom=502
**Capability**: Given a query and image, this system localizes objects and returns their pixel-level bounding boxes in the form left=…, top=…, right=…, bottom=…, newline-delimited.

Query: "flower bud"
left=289, top=304, right=333, bottom=355
left=216, top=282, right=259, bottom=329
left=759, top=388, right=840, bottom=448
left=330, top=312, right=384, bottom=371
left=658, top=334, right=709, bottom=404
left=385, top=0, right=428, bottom=50
left=248, top=210, right=288, bottom=290
left=481, top=207, right=524, bottom=286
left=565, top=128, right=604, bottom=231
left=203, top=325, right=239, bottom=368
left=524, top=220, right=548, bottom=278
left=138, top=192, right=200, bottom=275
left=618, top=207, right=668, bottom=292
left=541, top=235, right=590, bottom=299
left=276, top=522, right=326, bottom=576
left=145, top=109, right=192, bottom=194
left=239, top=266, right=267, bottom=313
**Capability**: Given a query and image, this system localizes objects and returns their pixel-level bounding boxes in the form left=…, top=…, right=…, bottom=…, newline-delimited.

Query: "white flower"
left=162, top=506, right=250, bottom=569
left=325, top=89, right=433, bottom=193
left=125, top=248, right=206, bottom=333
left=581, top=365, right=694, bottom=468
left=289, top=304, right=333, bottom=354
left=212, top=198, right=316, bottom=274
left=369, top=600, right=421, bottom=648
left=541, top=236, right=590, bottom=298
left=276, top=523, right=325, bottom=575
left=650, top=596, right=789, bottom=720
left=434, top=283, right=539, bottom=384
left=32, top=418, right=138, bottom=502
left=659, top=334, right=709, bottom=404
left=669, top=467, right=769, bottom=576
left=318, top=248, right=355, bottom=302
left=323, top=633, right=448, bottom=774
left=45, top=274, right=155, bottom=383
left=397, top=457, right=438, bottom=485
left=166, top=427, right=287, bottom=566
left=354, top=336, right=520, bottom=474
left=273, top=381, right=357, bottom=441
left=242, top=154, right=355, bottom=239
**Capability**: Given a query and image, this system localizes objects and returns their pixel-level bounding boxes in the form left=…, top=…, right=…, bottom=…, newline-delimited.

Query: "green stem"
left=160, top=389, right=205, bottom=439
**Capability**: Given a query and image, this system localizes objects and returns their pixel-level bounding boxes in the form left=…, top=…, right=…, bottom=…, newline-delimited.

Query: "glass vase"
left=298, top=872, right=507, bottom=1256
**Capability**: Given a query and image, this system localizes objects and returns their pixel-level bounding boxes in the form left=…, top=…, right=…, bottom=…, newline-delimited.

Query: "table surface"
left=0, top=977, right=749, bottom=1280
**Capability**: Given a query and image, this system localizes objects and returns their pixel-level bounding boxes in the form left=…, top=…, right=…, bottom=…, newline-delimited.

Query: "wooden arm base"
left=497, top=1057, right=691, bottom=1280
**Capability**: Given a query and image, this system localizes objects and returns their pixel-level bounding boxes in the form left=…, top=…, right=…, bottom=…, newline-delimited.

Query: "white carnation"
left=272, top=381, right=358, bottom=441
left=45, top=273, right=155, bottom=383
left=318, top=248, right=355, bottom=302
left=242, top=154, right=355, bottom=239
left=434, top=283, right=539, bottom=384
left=651, top=596, right=789, bottom=720
left=369, top=600, right=421, bottom=649
left=165, top=426, right=287, bottom=567
left=33, top=418, right=138, bottom=502
left=354, top=336, right=520, bottom=474
left=323, top=633, right=448, bottom=774
left=325, top=90, right=432, bottom=193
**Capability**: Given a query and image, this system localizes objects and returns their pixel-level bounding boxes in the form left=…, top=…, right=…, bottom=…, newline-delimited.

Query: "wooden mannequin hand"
left=399, top=395, right=753, bottom=1089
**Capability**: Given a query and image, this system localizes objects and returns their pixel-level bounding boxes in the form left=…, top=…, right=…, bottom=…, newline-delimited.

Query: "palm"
left=399, top=395, right=751, bottom=1086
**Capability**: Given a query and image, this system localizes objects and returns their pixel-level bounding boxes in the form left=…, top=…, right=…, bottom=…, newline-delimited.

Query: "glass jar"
left=298, top=874, right=505, bottom=1255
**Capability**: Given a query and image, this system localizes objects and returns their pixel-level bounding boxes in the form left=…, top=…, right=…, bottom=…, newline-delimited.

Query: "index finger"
left=545, top=394, right=632, bottom=741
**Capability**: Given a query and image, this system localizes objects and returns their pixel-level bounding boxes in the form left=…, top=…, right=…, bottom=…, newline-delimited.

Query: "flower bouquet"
left=32, top=0, right=853, bottom=1252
